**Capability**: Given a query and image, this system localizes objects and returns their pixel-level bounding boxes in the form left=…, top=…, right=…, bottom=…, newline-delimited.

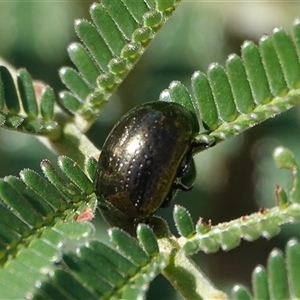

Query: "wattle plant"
left=0, top=1, right=300, bottom=299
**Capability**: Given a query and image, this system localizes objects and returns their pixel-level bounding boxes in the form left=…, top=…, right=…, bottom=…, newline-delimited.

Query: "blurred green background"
left=1, top=1, right=300, bottom=299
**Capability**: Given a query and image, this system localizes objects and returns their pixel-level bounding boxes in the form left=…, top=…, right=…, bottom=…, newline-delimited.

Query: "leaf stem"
left=39, top=121, right=99, bottom=168
left=158, top=236, right=228, bottom=300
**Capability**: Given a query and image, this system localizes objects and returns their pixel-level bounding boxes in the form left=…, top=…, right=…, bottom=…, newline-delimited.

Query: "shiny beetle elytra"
left=94, top=101, right=213, bottom=229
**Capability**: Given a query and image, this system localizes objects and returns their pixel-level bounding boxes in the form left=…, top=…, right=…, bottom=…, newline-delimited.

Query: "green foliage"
left=59, top=0, right=180, bottom=130
left=1, top=0, right=300, bottom=299
left=174, top=146, right=300, bottom=255
left=0, top=66, right=60, bottom=139
left=0, top=155, right=96, bottom=298
left=26, top=226, right=168, bottom=299
left=160, top=24, right=300, bottom=148
left=232, top=239, right=300, bottom=299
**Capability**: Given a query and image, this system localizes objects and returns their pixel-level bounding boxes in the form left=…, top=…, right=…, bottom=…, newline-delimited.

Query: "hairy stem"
left=158, top=236, right=228, bottom=300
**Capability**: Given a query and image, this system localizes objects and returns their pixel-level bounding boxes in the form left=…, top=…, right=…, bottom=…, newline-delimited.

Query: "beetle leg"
left=191, top=134, right=216, bottom=154
left=161, top=189, right=177, bottom=208
left=173, top=178, right=193, bottom=191
left=162, top=165, right=195, bottom=209
left=180, top=145, right=193, bottom=175
left=179, top=134, right=215, bottom=178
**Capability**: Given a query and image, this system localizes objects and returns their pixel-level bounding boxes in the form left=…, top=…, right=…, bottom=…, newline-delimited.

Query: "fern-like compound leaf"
left=232, top=238, right=300, bottom=300
left=0, top=66, right=61, bottom=139
left=175, top=146, right=300, bottom=255
left=59, top=0, right=181, bottom=129
left=0, top=157, right=97, bottom=299
left=31, top=230, right=168, bottom=300
left=160, top=22, right=300, bottom=148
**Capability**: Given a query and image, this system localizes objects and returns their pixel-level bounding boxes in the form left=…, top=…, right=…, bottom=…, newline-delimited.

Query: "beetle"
left=94, top=101, right=214, bottom=230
